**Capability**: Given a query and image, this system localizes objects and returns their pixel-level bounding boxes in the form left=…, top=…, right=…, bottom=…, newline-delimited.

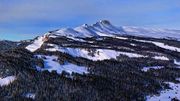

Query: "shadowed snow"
left=153, top=56, right=169, bottom=61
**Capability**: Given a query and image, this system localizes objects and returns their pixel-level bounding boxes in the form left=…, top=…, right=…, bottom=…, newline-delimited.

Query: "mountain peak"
left=82, top=24, right=89, bottom=27
left=35, top=20, right=180, bottom=41
left=99, top=20, right=111, bottom=25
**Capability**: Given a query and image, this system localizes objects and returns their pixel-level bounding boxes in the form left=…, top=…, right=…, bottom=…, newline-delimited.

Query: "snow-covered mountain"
left=26, top=20, right=180, bottom=53
left=1, top=20, right=180, bottom=101
left=45, top=20, right=126, bottom=38
left=37, top=20, right=180, bottom=40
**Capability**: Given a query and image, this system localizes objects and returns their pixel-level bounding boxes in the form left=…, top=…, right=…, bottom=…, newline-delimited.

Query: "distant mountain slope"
left=0, top=40, right=19, bottom=52
left=122, top=26, right=180, bottom=40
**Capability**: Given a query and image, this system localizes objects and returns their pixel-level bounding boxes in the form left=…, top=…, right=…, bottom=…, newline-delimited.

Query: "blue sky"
left=0, top=0, right=180, bottom=40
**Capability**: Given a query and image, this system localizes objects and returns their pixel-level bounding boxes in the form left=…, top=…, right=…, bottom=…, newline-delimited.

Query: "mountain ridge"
left=34, top=20, right=180, bottom=42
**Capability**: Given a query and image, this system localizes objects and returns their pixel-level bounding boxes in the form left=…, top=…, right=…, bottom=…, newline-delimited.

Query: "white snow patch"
left=141, top=66, right=164, bottom=72
left=174, top=59, right=180, bottom=65
left=152, top=42, right=180, bottom=52
left=118, top=51, right=146, bottom=58
left=174, top=59, right=180, bottom=69
left=176, top=78, right=180, bottom=82
left=24, top=93, right=36, bottom=99
left=114, top=36, right=128, bottom=40
left=26, top=36, right=44, bottom=52
left=47, top=43, right=55, bottom=47
left=0, top=76, right=16, bottom=86
left=147, top=82, right=180, bottom=101
left=153, top=56, right=169, bottom=61
left=45, top=45, right=146, bottom=61
left=37, top=55, right=88, bottom=75
left=46, top=44, right=60, bottom=52
left=135, top=39, right=180, bottom=52
left=130, top=43, right=136, bottom=46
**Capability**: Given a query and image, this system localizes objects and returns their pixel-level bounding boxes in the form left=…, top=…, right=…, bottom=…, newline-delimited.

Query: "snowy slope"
left=36, top=55, right=88, bottom=75
left=25, top=20, right=180, bottom=62
left=45, top=20, right=126, bottom=39
left=123, top=26, right=180, bottom=40
left=25, top=20, right=180, bottom=52
left=26, top=36, right=44, bottom=52
left=135, top=39, right=180, bottom=52
left=74, top=20, right=126, bottom=37
left=51, top=20, right=180, bottom=40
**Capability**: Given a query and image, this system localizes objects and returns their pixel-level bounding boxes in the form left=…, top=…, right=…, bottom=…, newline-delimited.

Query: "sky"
left=0, top=0, right=180, bottom=41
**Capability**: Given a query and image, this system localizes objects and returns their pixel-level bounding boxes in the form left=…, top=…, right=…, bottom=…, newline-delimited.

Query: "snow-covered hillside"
left=25, top=20, right=180, bottom=53
left=15, top=20, right=180, bottom=101
left=36, top=55, right=88, bottom=75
